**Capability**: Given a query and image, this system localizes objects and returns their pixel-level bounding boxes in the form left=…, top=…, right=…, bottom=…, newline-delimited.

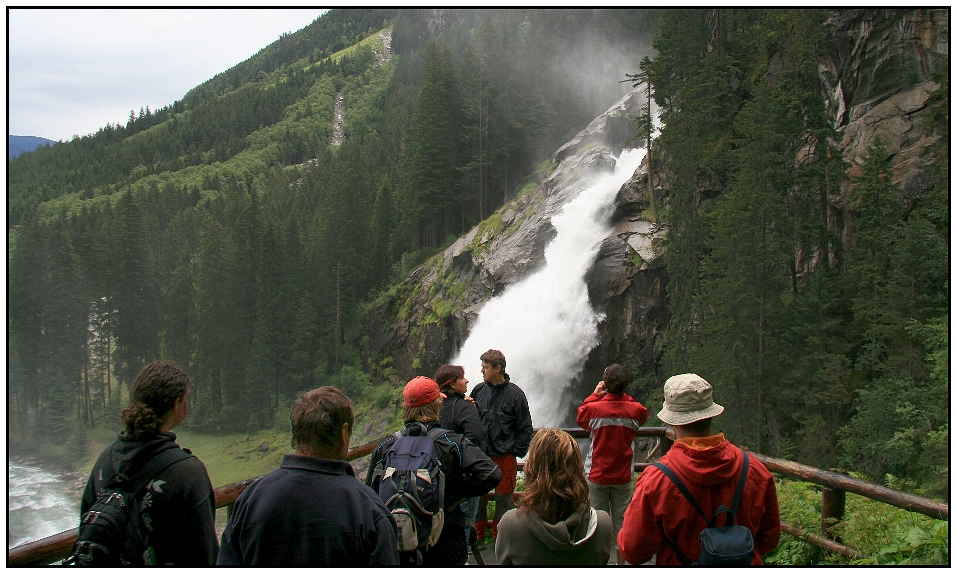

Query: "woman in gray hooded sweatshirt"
left=495, top=428, right=613, bottom=565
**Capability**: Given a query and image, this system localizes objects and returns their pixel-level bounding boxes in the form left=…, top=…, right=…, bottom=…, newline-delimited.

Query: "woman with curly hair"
left=80, top=361, right=218, bottom=565
left=495, top=428, right=613, bottom=565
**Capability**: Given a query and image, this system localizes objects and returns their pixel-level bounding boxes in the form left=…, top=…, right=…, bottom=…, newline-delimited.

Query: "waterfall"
left=451, top=148, right=645, bottom=427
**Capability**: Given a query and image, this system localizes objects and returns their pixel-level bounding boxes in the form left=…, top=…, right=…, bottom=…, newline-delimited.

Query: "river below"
left=8, top=462, right=81, bottom=550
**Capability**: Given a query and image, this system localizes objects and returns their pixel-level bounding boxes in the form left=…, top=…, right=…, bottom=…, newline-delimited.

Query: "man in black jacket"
left=367, top=376, right=502, bottom=565
left=217, top=386, right=400, bottom=566
left=470, top=349, right=534, bottom=544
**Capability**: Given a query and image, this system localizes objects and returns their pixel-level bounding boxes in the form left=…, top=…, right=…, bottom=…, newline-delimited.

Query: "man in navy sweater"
left=217, top=386, right=400, bottom=566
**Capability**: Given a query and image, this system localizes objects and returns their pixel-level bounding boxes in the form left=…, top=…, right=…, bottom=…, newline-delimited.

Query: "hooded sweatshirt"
left=495, top=506, right=613, bottom=565
left=81, top=432, right=219, bottom=565
left=617, top=434, right=781, bottom=565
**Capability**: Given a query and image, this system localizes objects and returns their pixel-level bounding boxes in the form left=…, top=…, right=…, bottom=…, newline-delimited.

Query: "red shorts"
left=490, top=455, right=517, bottom=494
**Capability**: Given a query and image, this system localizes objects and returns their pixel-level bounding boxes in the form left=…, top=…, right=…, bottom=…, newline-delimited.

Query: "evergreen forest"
left=7, top=7, right=948, bottom=526
left=642, top=9, right=948, bottom=501
left=8, top=9, right=655, bottom=442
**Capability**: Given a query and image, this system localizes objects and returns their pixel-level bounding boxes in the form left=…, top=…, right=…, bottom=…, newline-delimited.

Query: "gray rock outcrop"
left=361, top=8, right=947, bottom=397
left=361, top=90, right=647, bottom=384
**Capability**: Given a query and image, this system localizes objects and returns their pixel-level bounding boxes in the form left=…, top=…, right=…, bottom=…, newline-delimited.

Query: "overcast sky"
left=8, top=8, right=328, bottom=142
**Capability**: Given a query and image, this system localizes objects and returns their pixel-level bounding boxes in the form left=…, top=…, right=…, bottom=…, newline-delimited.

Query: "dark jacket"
left=81, top=432, right=218, bottom=566
left=439, top=390, right=486, bottom=452
left=218, top=455, right=400, bottom=566
left=470, top=374, right=534, bottom=458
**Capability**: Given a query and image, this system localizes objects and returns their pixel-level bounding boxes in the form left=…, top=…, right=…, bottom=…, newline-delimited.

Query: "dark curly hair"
left=120, top=361, right=190, bottom=440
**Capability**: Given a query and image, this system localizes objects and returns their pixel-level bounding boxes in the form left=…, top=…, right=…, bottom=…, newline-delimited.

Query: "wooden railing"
left=7, top=427, right=948, bottom=565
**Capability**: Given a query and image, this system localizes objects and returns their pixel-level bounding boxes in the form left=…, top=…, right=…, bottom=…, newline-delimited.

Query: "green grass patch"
left=175, top=429, right=292, bottom=488
left=516, top=181, right=538, bottom=198
left=627, top=247, right=644, bottom=270
left=433, top=298, right=455, bottom=319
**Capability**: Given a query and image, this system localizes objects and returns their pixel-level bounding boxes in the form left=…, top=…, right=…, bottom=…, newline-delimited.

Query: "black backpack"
left=67, top=446, right=192, bottom=565
left=370, top=425, right=447, bottom=560
left=652, top=446, right=754, bottom=566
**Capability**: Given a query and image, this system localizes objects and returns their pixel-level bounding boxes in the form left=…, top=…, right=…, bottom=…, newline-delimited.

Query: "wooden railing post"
left=821, top=487, right=846, bottom=542
left=661, top=425, right=676, bottom=456
left=8, top=427, right=951, bottom=566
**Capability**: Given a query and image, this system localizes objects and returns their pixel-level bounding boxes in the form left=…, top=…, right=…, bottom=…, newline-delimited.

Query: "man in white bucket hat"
left=618, top=374, right=781, bottom=565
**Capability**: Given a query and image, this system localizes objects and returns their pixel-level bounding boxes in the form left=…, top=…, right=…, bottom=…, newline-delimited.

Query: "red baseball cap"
left=403, top=376, right=446, bottom=407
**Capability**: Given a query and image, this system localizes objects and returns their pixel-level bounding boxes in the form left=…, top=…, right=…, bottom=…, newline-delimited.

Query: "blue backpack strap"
left=725, top=447, right=750, bottom=525
left=424, top=427, right=447, bottom=509
left=652, top=461, right=704, bottom=566
left=652, top=461, right=709, bottom=523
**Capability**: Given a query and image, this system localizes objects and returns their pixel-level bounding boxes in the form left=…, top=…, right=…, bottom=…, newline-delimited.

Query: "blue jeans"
left=461, top=496, right=481, bottom=542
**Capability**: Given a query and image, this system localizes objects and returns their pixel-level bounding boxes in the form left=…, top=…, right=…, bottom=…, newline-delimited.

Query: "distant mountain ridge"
left=9, top=135, right=54, bottom=159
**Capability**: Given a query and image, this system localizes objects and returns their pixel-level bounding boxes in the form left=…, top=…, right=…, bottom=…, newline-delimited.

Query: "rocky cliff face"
left=361, top=90, right=647, bottom=386
left=361, top=8, right=947, bottom=396
left=824, top=9, right=947, bottom=191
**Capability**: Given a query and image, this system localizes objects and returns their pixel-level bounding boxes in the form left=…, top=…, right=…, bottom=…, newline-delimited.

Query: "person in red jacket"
left=618, top=373, right=781, bottom=565
left=576, top=364, right=648, bottom=565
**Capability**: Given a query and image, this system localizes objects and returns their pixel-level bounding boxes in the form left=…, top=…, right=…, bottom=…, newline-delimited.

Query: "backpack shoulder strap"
left=727, top=447, right=750, bottom=523
left=652, top=460, right=705, bottom=566
left=425, top=427, right=449, bottom=443
left=113, top=446, right=192, bottom=496
left=652, top=461, right=709, bottom=523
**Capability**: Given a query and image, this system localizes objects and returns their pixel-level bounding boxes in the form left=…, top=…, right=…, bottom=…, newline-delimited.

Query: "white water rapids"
left=8, top=463, right=80, bottom=550
left=452, top=148, right=645, bottom=427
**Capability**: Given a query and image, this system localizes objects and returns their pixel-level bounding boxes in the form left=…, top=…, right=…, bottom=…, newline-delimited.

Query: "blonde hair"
left=519, top=428, right=589, bottom=524
left=403, top=397, right=442, bottom=423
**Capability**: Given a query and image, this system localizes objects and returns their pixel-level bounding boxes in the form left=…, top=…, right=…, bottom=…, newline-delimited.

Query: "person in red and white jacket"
left=576, top=364, right=648, bottom=565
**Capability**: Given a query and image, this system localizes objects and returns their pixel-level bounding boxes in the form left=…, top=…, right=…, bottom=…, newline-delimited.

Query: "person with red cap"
left=367, top=376, right=502, bottom=565
left=617, top=373, right=781, bottom=565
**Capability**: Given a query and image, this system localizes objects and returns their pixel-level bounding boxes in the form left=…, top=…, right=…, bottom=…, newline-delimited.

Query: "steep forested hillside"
left=8, top=9, right=656, bottom=441
left=8, top=9, right=947, bottom=508
left=644, top=9, right=948, bottom=497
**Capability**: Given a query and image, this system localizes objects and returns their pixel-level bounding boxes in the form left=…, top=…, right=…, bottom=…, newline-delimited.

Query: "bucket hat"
left=657, top=373, right=724, bottom=426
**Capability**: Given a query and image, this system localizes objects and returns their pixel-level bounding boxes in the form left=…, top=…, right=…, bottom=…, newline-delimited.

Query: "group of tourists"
left=72, top=351, right=781, bottom=566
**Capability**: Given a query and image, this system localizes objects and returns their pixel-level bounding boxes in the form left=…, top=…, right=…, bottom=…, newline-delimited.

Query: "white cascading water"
left=8, top=463, right=79, bottom=549
left=451, top=148, right=645, bottom=427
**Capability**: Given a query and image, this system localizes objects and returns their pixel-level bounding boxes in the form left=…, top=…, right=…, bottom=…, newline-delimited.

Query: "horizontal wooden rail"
left=9, top=426, right=948, bottom=566
left=6, top=528, right=78, bottom=567
left=749, top=452, right=948, bottom=521
left=780, top=522, right=865, bottom=560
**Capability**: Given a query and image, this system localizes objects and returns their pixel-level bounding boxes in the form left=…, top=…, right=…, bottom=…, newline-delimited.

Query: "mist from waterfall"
left=451, top=148, right=645, bottom=427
